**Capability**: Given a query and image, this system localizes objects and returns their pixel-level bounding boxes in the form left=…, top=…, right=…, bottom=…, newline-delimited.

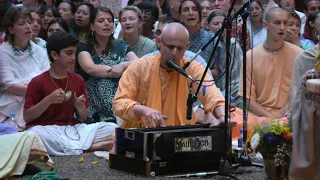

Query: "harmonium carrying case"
left=109, top=124, right=231, bottom=177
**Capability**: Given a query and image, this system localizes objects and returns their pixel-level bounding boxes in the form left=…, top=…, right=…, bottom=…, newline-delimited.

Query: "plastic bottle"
left=7, top=112, right=17, bottom=128
left=238, top=129, right=244, bottom=148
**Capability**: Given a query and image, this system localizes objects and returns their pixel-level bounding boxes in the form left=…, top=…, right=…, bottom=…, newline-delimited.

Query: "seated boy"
left=23, top=32, right=117, bottom=156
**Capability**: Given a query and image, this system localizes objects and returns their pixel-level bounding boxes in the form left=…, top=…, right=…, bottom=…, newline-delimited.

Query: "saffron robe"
left=112, top=54, right=225, bottom=128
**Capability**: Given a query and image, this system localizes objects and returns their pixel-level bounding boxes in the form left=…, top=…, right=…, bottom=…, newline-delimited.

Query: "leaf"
left=91, top=160, right=99, bottom=165
left=78, top=157, right=84, bottom=163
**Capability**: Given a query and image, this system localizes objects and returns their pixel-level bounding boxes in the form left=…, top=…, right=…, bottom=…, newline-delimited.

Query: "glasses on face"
left=161, top=38, right=185, bottom=52
left=154, top=29, right=161, bottom=37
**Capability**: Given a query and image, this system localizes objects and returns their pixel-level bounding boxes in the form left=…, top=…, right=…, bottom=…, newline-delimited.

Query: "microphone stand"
left=168, top=1, right=264, bottom=179
left=234, top=1, right=264, bottom=169
left=191, top=0, right=238, bottom=178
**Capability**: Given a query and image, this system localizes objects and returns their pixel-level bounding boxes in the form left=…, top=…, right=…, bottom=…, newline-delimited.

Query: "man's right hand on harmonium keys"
left=133, top=104, right=168, bottom=127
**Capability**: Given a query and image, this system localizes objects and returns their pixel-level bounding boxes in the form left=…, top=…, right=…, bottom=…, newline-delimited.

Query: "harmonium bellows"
left=109, top=124, right=231, bottom=177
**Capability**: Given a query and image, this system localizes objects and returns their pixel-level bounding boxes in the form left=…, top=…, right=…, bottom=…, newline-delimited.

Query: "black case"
left=115, top=126, right=229, bottom=162
left=111, top=126, right=232, bottom=176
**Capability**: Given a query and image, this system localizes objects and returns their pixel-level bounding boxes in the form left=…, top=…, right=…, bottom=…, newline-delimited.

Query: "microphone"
left=186, top=88, right=195, bottom=120
left=166, top=59, right=194, bottom=80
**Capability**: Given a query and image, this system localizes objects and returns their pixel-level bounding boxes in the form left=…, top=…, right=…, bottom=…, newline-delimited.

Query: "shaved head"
left=157, top=22, right=190, bottom=70
left=160, top=22, right=189, bottom=40
left=265, top=7, right=288, bottom=22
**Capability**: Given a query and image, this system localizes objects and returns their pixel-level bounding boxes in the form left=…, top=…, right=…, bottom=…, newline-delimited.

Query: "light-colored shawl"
left=287, top=44, right=319, bottom=120
left=0, top=131, right=54, bottom=178
left=289, top=70, right=320, bottom=180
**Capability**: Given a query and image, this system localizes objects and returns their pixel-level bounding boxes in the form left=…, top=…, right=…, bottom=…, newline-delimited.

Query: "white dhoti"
left=28, top=122, right=118, bottom=156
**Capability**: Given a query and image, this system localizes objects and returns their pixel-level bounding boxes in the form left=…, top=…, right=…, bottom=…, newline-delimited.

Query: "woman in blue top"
left=286, top=11, right=315, bottom=50
left=76, top=6, right=137, bottom=123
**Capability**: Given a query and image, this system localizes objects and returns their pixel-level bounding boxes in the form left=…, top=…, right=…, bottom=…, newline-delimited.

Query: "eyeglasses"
left=161, top=38, right=185, bottom=52
left=154, top=29, right=162, bottom=36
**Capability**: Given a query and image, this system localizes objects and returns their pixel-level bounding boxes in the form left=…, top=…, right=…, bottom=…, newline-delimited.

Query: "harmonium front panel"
left=115, top=124, right=230, bottom=164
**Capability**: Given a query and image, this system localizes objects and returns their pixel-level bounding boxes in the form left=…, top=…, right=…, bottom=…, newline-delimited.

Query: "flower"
left=246, top=118, right=292, bottom=160
left=263, top=133, right=280, bottom=146
left=315, top=50, right=320, bottom=72
left=250, top=133, right=260, bottom=151
left=316, top=50, right=320, bottom=59
left=281, top=133, right=293, bottom=142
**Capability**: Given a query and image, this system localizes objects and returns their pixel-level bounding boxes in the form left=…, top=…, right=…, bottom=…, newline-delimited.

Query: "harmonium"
left=109, top=124, right=232, bottom=177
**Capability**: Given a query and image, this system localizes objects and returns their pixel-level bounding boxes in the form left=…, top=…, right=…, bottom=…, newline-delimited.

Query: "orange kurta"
left=112, top=54, right=225, bottom=128
left=232, top=42, right=303, bottom=140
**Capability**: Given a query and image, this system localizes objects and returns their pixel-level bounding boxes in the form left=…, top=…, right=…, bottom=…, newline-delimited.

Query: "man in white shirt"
left=279, top=0, right=306, bottom=34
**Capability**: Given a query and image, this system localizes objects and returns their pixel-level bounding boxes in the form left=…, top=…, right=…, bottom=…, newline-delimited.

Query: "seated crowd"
left=0, top=0, right=320, bottom=179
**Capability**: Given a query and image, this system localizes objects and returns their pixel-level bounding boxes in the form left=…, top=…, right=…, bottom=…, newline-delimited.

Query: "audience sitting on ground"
left=76, top=6, right=137, bottom=124
left=233, top=7, right=303, bottom=140
left=205, top=9, right=243, bottom=107
left=38, top=5, right=61, bottom=40
left=301, top=0, right=320, bottom=35
left=136, top=1, right=159, bottom=39
left=286, top=11, right=314, bottom=50
left=69, top=2, right=94, bottom=42
left=119, top=6, right=156, bottom=57
left=279, top=0, right=306, bottom=32
left=30, top=8, right=47, bottom=50
left=247, top=0, right=267, bottom=48
left=303, top=10, right=320, bottom=44
left=179, top=0, right=214, bottom=63
left=0, top=6, right=50, bottom=130
left=46, top=17, right=69, bottom=37
left=24, top=31, right=117, bottom=155
left=57, top=0, right=76, bottom=24
left=199, top=0, right=213, bottom=28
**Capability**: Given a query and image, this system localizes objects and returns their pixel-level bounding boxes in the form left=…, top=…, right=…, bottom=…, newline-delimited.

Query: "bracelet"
left=76, top=106, right=85, bottom=112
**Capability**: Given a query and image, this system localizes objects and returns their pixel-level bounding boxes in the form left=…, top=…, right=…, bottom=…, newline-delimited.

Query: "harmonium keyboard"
left=109, top=123, right=231, bottom=177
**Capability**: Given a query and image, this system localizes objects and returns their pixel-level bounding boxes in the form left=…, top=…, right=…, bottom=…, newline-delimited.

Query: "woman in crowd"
left=199, top=0, right=212, bottom=28
left=247, top=0, right=267, bottom=48
left=136, top=1, right=159, bottom=39
left=58, top=0, right=76, bottom=24
left=89, top=0, right=101, bottom=8
left=206, top=9, right=242, bottom=104
left=30, top=9, right=46, bottom=50
left=76, top=6, right=137, bottom=123
left=70, top=2, right=94, bottom=42
left=38, top=5, right=60, bottom=40
left=46, top=17, right=69, bottom=37
left=119, top=6, right=156, bottom=57
left=286, top=11, right=314, bottom=50
left=303, top=11, right=320, bottom=44
left=179, top=0, right=213, bottom=63
left=0, top=6, right=50, bottom=130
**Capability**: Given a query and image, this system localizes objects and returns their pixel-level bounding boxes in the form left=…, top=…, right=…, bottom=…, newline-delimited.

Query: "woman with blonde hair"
left=119, top=6, right=156, bottom=57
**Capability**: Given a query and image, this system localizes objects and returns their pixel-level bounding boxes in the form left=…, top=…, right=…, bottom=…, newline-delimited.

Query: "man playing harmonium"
left=112, top=23, right=234, bottom=128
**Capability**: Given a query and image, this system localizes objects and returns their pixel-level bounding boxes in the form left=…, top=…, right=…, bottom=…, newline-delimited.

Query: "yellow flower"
left=316, top=50, right=320, bottom=59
